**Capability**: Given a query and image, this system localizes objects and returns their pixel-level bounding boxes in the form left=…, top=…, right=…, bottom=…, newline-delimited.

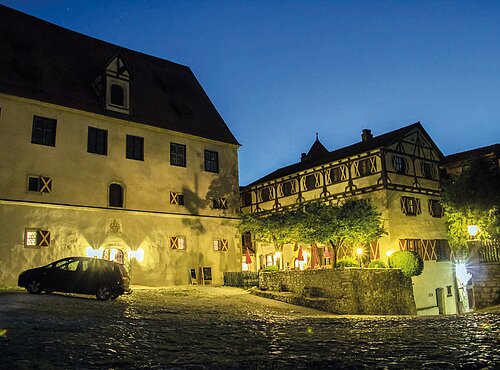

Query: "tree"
left=294, top=199, right=386, bottom=267
left=239, top=209, right=300, bottom=252
left=442, top=156, right=500, bottom=257
left=240, top=199, right=386, bottom=268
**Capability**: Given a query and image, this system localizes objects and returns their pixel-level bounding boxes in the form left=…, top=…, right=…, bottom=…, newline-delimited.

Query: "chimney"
left=361, top=129, right=373, bottom=141
left=301, top=152, right=307, bottom=162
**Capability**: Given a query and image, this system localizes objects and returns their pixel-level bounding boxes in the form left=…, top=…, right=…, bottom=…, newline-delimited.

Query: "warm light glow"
left=356, top=248, right=363, bottom=255
left=386, top=250, right=394, bottom=257
left=129, top=248, right=145, bottom=262
left=85, top=247, right=103, bottom=258
left=274, top=251, right=282, bottom=258
left=456, top=263, right=472, bottom=285
left=467, top=225, right=479, bottom=237
left=242, top=262, right=249, bottom=271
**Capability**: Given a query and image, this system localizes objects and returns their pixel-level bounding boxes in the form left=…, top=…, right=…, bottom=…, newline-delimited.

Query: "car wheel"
left=96, top=286, right=111, bottom=301
left=26, top=280, right=42, bottom=294
left=110, top=294, right=119, bottom=300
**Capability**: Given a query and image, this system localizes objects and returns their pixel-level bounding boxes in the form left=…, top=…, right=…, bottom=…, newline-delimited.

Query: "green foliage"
left=240, top=199, right=386, bottom=267
left=263, top=265, right=279, bottom=272
left=442, top=157, right=500, bottom=257
left=336, top=257, right=358, bottom=267
left=368, top=259, right=387, bottom=268
left=390, top=251, right=424, bottom=277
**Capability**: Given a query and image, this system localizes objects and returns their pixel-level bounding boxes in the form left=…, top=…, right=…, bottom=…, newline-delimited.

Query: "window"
left=31, top=116, right=57, bottom=146
left=110, top=84, right=125, bottom=106
left=212, top=197, right=228, bottom=209
left=24, top=229, right=50, bottom=248
left=393, top=155, right=407, bottom=174
left=213, top=238, right=228, bottom=251
left=109, top=183, right=124, bottom=207
left=421, top=161, right=435, bottom=179
left=260, top=187, right=271, bottom=202
left=436, top=240, right=451, bottom=261
left=428, top=199, right=444, bottom=218
left=170, top=143, right=186, bottom=167
left=304, top=174, right=317, bottom=190
left=242, top=232, right=252, bottom=249
left=356, top=158, right=376, bottom=177
left=170, top=236, right=186, bottom=250
left=28, top=176, right=52, bottom=193
left=282, top=180, right=295, bottom=196
left=170, top=192, right=185, bottom=205
left=241, top=192, right=252, bottom=207
left=126, top=135, right=144, bottom=160
left=204, top=150, right=219, bottom=173
left=88, top=127, right=108, bottom=155
left=401, top=196, right=421, bottom=216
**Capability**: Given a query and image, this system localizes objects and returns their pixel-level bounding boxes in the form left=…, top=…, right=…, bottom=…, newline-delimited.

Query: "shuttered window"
left=401, top=196, right=421, bottom=216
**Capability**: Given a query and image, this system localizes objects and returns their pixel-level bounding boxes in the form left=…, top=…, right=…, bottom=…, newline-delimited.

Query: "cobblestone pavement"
left=1, top=286, right=499, bottom=369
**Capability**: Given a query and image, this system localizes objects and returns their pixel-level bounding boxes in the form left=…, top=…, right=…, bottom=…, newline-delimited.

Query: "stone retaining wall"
left=471, top=263, right=500, bottom=309
left=259, top=268, right=417, bottom=315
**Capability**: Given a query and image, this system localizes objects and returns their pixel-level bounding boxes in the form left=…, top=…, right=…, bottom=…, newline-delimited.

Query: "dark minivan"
left=18, top=257, right=131, bottom=300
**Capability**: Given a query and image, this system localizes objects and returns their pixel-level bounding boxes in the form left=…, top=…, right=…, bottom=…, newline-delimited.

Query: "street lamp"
left=356, top=248, right=363, bottom=267
left=386, top=250, right=394, bottom=268
left=467, top=225, right=479, bottom=238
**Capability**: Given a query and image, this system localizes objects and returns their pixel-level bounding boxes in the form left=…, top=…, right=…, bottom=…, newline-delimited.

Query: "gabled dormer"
left=92, top=54, right=132, bottom=115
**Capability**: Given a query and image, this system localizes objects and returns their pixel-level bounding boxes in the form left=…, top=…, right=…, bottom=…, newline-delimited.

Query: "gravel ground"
left=0, top=286, right=499, bottom=369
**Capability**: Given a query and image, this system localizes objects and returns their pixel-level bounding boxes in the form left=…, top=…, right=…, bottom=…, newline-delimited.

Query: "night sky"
left=2, top=0, right=499, bottom=185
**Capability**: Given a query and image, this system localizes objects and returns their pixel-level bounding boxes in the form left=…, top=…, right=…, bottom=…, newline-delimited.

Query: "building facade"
left=442, top=144, right=500, bottom=310
left=241, top=123, right=458, bottom=315
left=0, top=6, right=241, bottom=287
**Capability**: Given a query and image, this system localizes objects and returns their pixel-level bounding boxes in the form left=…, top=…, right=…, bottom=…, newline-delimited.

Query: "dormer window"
left=110, top=84, right=125, bottom=106
left=93, top=54, right=131, bottom=115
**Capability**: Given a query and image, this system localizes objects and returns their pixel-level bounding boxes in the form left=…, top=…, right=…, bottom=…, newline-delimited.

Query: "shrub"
left=336, top=257, right=358, bottom=268
left=368, top=259, right=387, bottom=268
left=390, top=251, right=424, bottom=276
left=263, top=265, right=279, bottom=272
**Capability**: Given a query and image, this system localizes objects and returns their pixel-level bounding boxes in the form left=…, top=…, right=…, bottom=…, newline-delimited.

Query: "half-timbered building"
left=0, top=5, right=241, bottom=287
left=241, top=122, right=458, bottom=315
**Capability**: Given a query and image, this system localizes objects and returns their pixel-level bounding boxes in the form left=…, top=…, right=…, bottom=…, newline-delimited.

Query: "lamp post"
left=356, top=248, right=363, bottom=267
left=386, top=250, right=394, bottom=268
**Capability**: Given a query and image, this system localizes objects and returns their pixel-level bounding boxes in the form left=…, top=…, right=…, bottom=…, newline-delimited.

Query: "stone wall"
left=259, top=268, right=417, bottom=315
left=470, top=263, right=500, bottom=309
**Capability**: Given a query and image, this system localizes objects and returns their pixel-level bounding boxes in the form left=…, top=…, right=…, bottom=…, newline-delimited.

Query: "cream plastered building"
left=0, top=6, right=240, bottom=287
left=241, top=123, right=458, bottom=315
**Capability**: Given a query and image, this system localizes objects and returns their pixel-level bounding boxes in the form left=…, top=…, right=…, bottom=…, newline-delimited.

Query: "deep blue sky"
left=2, top=0, right=500, bottom=185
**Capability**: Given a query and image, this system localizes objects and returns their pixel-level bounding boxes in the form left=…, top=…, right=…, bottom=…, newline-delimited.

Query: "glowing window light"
left=129, top=248, right=144, bottom=262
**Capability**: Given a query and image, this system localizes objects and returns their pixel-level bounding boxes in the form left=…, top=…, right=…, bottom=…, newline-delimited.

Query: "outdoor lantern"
left=129, top=248, right=145, bottom=262
left=85, top=246, right=103, bottom=258
left=356, top=248, right=363, bottom=256
left=467, top=225, right=479, bottom=238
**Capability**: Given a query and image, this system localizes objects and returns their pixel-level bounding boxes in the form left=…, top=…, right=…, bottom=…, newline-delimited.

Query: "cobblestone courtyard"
left=1, top=286, right=499, bottom=369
